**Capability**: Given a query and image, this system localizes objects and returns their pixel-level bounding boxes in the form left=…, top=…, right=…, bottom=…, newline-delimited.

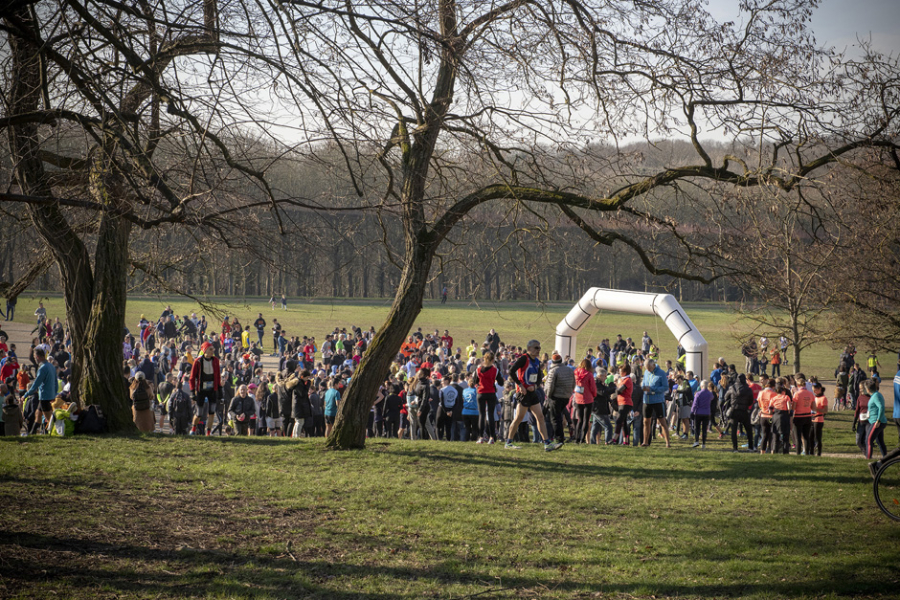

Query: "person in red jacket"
left=474, top=351, right=504, bottom=444
left=189, top=342, right=221, bottom=435
left=572, top=359, right=597, bottom=444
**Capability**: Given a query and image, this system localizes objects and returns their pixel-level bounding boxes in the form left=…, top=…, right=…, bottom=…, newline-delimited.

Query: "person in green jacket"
left=866, top=378, right=887, bottom=461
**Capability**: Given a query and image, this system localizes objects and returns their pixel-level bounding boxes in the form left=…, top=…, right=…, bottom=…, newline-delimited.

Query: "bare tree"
left=240, top=0, right=899, bottom=448
left=719, top=184, right=846, bottom=372
left=3, top=1, right=897, bottom=444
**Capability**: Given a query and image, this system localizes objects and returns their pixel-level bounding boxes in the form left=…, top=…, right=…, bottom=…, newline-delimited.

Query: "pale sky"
left=708, top=0, right=900, bottom=56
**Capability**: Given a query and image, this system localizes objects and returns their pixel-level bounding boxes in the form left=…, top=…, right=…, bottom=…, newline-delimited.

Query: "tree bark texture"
left=5, top=9, right=134, bottom=431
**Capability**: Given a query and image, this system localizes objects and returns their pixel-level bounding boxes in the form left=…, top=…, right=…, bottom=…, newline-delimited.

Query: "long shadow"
left=0, top=530, right=892, bottom=599
left=387, top=445, right=869, bottom=485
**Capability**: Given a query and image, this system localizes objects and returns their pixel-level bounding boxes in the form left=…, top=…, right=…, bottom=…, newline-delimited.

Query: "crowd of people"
left=1, top=304, right=898, bottom=471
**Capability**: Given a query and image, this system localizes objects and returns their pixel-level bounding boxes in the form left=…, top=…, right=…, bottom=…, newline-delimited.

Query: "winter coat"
left=3, top=404, right=24, bottom=436
left=572, top=367, right=597, bottom=405
left=592, top=380, right=614, bottom=416
left=291, top=378, right=313, bottom=420
left=544, top=361, right=575, bottom=401
left=229, top=395, right=256, bottom=423
left=725, top=382, right=754, bottom=414
left=276, top=371, right=297, bottom=421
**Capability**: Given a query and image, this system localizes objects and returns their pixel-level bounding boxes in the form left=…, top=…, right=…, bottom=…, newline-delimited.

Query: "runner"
left=505, top=340, right=562, bottom=451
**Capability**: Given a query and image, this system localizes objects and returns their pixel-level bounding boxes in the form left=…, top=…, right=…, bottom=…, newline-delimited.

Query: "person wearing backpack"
left=168, top=377, right=193, bottom=435
left=128, top=372, right=155, bottom=432
left=156, top=373, right=175, bottom=433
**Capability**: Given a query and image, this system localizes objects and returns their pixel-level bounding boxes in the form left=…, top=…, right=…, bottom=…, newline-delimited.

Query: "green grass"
left=10, top=294, right=860, bottom=383
left=1, top=418, right=896, bottom=600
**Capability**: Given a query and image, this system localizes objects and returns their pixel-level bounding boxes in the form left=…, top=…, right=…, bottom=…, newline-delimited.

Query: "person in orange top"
left=770, top=377, right=793, bottom=455
left=757, top=377, right=777, bottom=454
left=792, top=374, right=815, bottom=455
left=399, top=336, right=419, bottom=358
left=811, top=382, right=828, bottom=456
left=16, top=367, right=30, bottom=394
left=612, top=364, right=634, bottom=445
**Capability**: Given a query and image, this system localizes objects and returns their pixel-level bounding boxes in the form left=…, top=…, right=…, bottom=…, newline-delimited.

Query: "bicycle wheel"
left=874, top=457, right=900, bottom=522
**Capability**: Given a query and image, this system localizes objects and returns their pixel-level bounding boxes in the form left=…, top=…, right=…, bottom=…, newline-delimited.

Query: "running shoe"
left=692, top=442, right=700, bottom=448
left=487, top=438, right=495, bottom=445
left=868, top=461, right=880, bottom=479
left=476, top=437, right=485, bottom=444
left=701, top=444, right=706, bottom=449
left=544, top=441, right=563, bottom=452
left=504, top=442, right=521, bottom=450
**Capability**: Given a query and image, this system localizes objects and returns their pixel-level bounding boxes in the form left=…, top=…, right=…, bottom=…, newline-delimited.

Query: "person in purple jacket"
left=691, top=380, right=713, bottom=448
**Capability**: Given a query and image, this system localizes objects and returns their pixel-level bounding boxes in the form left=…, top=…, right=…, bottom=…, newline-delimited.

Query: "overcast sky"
left=707, top=0, right=900, bottom=56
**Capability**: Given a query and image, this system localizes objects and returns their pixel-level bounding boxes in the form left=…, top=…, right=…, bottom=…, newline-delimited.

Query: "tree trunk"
left=326, top=237, right=434, bottom=449
left=791, top=314, right=802, bottom=373
left=81, top=153, right=133, bottom=431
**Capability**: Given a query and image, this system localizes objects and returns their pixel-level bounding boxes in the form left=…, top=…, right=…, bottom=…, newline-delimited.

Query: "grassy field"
left=4, top=296, right=897, bottom=599
left=0, top=418, right=896, bottom=600
left=9, top=294, right=862, bottom=383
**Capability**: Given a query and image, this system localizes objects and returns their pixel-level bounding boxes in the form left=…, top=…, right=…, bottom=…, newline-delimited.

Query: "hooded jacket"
left=544, top=360, right=575, bottom=401
left=572, top=367, right=597, bottom=405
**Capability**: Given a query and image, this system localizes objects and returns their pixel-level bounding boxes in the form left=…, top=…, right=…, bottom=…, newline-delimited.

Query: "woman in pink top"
left=572, top=359, right=597, bottom=444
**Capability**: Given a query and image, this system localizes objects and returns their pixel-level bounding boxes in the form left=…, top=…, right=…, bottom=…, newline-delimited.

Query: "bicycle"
left=874, top=456, right=900, bottom=522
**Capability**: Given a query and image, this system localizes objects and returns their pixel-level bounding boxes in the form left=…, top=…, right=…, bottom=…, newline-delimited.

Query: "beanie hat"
left=200, top=342, right=212, bottom=355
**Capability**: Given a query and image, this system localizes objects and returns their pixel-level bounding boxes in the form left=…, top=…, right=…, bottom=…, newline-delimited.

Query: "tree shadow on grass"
left=0, top=529, right=891, bottom=599
left=388, top=445, right=869, bottom=485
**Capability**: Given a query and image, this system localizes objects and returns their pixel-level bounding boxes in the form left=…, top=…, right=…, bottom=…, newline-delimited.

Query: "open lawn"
left=9, top=294, right=866, bottom=383
left=0, top=419, right=897, bottom=600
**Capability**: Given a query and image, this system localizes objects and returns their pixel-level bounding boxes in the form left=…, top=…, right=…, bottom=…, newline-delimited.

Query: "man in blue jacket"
left=22, top=348, right=58, bottom=434
left=641, top=359, right=671, bottom=448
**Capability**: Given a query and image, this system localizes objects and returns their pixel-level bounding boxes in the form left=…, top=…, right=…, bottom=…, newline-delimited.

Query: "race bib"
left=574, top=385, right=584, bottom=394
left=528, top=373, right=538, bottom=384
left=202, top=381, right=214, bottom=391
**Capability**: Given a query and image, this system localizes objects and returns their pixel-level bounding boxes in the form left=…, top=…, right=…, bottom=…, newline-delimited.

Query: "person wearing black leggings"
left=612, top=364, right=633, bottom=445
left=726, top=374, right=757, bottom=452
left=690, top=380, right=713, bottom=448
left=811, top=383, right=828, bottom=456
left=572, top=359, right=597, bottom=444
left=474, top=352, right=504, bottom=443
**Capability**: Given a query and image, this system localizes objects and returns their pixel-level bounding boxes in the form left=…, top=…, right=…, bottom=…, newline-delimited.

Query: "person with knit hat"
left=544, top=352, right=575, bottom=444
left=189, top=342, right=221, bottom=435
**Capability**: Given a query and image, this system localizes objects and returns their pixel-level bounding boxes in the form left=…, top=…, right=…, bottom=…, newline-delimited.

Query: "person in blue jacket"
left=21, top=347, right=57, bottom=434
left=641, top=359, right=671, bottom=448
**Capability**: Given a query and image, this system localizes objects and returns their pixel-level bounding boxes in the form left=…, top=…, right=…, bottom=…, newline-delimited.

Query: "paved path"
left=0, top=320, right=37, bottom=359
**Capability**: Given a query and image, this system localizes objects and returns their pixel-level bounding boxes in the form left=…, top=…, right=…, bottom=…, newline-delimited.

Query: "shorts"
left=516, top=390, right=542, bottom=408
left=39, top=400, right=53, bottom=412
left=643, top=403, right=665, bottom=419
left=325, top=415, right=336, bottom=425
left=159, top=403, right=168, bottom=416
left=400, top=413, right=409, bottom=428
left=679, top=405, right=692, bottom=420
left=193, top=399, right=208, bottom=418
left=266, top=417, right=283, bottom=430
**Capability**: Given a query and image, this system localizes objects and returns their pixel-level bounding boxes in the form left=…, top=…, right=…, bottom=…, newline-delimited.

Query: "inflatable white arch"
left=555, top=288, right=708, bottom=380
